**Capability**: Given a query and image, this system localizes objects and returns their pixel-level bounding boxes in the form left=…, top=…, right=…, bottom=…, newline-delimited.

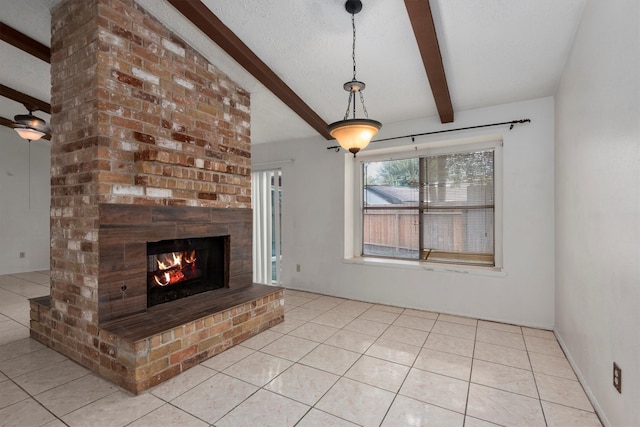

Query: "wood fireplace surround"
left=97, top=204, right=252, bottom=324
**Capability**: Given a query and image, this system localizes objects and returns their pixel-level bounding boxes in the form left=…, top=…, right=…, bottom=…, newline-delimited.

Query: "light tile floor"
left=0, top=271, right=603, bottom=427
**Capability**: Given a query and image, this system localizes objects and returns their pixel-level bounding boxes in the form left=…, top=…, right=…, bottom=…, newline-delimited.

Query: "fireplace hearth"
left=147, top=236, right=229, bottom=307
left=31, top=204, right=284, bottom=394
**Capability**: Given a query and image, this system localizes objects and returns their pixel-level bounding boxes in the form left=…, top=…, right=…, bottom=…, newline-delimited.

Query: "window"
left=361, top=145, right=497, bottom=267
left=252, top=169, right=282, bottom=284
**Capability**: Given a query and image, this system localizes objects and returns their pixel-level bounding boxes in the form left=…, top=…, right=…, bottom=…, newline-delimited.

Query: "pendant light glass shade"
left=328, top=118, right=381, bottom=155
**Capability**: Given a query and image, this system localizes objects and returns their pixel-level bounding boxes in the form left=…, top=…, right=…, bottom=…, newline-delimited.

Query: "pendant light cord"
left=344, top=12, right=357, bottom=120
left=342, top=11, right=370, bottom=121
left=352, top=11, right=371, bottom=120
left=359, top=82, right=370, bottom=119
left=351, top=13, right=357, bottom=82
left=28, top=140, right=31, bottom=209
left=343, top=91, right=354, bottom=120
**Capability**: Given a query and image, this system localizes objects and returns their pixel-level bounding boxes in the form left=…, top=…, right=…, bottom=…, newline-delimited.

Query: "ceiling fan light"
left=328, top=118, right=382, bottom=155
left=14, top=127, right=45, bottom=141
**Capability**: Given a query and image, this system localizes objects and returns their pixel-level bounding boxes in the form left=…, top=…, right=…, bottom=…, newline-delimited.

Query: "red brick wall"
left=51, top=0, right=252, bottom=209
left=42, top=0, right=253, bottom=373
left=49, top=0, right=102, bottom=365
left=96, top=0, right=251, bottom=207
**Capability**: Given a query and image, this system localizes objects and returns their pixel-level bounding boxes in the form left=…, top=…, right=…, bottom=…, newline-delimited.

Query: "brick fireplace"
left=29, top=0, right=283, bottom=394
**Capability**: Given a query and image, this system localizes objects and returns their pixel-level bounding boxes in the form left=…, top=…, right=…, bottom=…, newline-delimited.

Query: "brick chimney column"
left=32, top=0, right=255, bottom=392
left=47, top=0, right=102, bottom=369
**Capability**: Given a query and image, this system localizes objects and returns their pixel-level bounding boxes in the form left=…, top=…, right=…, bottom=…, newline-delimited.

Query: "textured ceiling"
left=0, top=0, right=586, bottom=145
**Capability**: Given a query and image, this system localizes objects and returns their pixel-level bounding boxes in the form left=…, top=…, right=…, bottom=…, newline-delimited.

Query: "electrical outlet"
left=296, top=264, right=301, bottom=272
left=19, top=252, right=25, bottom=258
left=613, top=362, right=622, bottom=393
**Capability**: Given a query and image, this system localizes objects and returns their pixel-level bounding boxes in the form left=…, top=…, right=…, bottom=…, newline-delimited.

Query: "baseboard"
left=554, top=330, right=610, bottom=427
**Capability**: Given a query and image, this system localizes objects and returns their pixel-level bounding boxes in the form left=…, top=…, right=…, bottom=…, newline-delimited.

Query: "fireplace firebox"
left=147, top=236, right=229, bottom=307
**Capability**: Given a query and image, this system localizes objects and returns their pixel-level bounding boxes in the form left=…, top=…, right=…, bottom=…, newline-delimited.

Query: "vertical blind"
left=252, top=169, right=282, bottom=284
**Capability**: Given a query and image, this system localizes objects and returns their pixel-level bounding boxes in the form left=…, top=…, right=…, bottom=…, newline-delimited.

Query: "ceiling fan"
left=12, top=106, right=50, bottom=141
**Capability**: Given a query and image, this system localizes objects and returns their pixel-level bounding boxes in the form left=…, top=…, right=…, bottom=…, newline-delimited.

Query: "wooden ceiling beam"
left=167, top=0, right=332, bottom=140
left=0, top=116, right=15, bottom=129
left=404, top=0, right=454, bottom=123
left=0, top=84, right=51, bottom=114
left=0, top=23, right=51, bottom=63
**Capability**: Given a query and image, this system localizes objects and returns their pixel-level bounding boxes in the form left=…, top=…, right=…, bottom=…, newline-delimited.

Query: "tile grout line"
left=461, top=318, right=479, bottom=426
left=523, top=328, right=550, bottom=427
left=272, top=298, right=402, bottom=425
left=380, top=312, right=438, bottom=425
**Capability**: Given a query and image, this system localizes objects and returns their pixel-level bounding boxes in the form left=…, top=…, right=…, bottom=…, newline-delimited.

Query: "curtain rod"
left=252, top=159, right=294, bottom=169
left=326, top=118, right=531, bottom=151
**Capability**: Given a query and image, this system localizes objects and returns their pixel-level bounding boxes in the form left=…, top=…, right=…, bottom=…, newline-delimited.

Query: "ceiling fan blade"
left=13, top=113, right=49, bottom=132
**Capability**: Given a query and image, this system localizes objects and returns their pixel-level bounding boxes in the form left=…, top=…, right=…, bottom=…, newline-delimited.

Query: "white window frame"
left=347, top=135, right=504, bottom=272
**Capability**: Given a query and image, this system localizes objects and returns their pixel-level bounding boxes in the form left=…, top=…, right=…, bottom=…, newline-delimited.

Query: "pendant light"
left=328, top=0, right=381, bottom=157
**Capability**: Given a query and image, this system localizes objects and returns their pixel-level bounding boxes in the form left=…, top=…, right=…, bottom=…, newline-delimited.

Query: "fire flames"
left=152, top=250, right=197, bottom=287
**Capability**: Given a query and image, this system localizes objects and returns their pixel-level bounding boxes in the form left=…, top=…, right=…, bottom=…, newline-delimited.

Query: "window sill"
left=343, top=256, right=507, bottom=278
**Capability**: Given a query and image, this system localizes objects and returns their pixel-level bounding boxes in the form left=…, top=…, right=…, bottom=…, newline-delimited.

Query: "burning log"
left=151, top=250, right=197, bottom=287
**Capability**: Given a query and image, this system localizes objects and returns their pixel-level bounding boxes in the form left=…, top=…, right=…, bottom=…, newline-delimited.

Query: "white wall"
left=253, top=96, right=556, bottom=328
left=554, top=0, right=640, bottom=425
left=0, top=127, right=51, bottom=274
